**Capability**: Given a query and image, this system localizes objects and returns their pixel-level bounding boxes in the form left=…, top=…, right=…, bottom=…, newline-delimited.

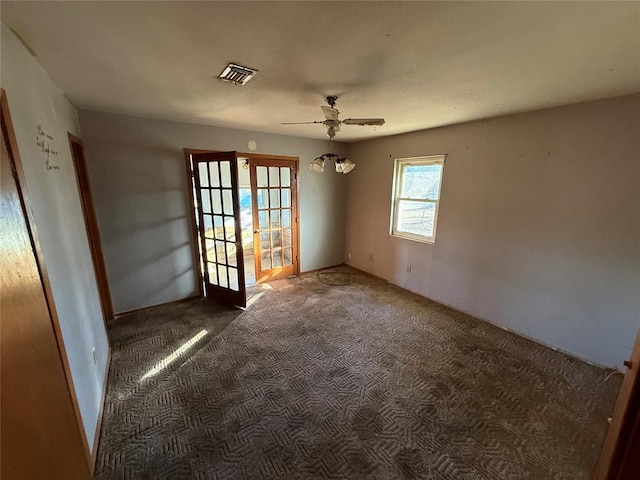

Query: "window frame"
left=390, top=155, right=446, bottom=244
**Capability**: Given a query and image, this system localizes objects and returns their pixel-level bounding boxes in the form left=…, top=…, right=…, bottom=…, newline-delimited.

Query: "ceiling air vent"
left=218, top=63, right=258, bottom=85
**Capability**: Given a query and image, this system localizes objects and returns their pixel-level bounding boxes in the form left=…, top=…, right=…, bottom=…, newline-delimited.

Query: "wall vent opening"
left=218, top=63, right=258, bottom=85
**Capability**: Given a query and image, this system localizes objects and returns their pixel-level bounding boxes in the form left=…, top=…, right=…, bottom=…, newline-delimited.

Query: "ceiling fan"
left=282, top=96, right=385, bottom=139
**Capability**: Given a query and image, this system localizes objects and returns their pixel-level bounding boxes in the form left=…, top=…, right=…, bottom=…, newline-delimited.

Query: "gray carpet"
left=95, top=267, right=620, bottom=479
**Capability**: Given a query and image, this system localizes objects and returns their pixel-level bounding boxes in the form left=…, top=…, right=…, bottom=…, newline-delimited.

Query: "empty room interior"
left=2, top=2, right=640, bottom=479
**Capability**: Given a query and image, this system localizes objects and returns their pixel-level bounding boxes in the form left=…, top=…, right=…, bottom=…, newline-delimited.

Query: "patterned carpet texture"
left=95, top=267, right=620, bottom=479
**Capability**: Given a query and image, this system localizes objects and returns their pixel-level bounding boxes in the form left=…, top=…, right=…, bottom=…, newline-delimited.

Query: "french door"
left=192, top=152, right=246, bottom=308
left=250, top=157, right=299, bottom=283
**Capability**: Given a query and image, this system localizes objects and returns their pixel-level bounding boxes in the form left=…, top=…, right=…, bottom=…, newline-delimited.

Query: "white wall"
left=346, top=94, right=640, bottom=369
left=1, top=25, right=109, bottom=451
left=78, top=110, right=349, bottom=313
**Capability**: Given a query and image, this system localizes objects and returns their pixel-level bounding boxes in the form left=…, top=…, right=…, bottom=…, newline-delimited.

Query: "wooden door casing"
left=68, top=133, right=114, bottom=322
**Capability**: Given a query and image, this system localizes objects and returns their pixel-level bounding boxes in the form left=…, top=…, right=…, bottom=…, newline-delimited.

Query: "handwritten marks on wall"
left=36, top=123, right=60, bottom=170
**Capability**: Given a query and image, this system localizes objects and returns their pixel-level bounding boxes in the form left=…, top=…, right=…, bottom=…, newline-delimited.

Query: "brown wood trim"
left=249, top=159, right=261, bottom=282
left=183, top=148, right=299, bottom=164
left=1, top=89, right=92, bottom=467
left=183, top=149, right=204, bottom=298
left=192, top=156, right=214, bottom=294
left=239, top=152, right=299, bottom=162
left=293, top=159, right=300, bottom=275
left=90, top=347, right=111, bottom=474
left=115, top=294, right=201, bottom=317
left=68, top=132, right=114, bottom=322
left=595, top=328, right=640, bottom=480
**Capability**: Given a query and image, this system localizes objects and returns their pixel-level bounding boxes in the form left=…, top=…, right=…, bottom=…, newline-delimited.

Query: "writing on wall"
left=36, top=123, right=60, bottom=170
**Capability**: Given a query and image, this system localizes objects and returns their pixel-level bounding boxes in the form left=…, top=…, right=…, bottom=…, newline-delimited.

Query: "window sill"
left=390, top=231, right=436, bottom=245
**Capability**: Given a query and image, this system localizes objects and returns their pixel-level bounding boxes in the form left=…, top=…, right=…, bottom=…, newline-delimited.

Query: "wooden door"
left=1, top=94, right=90, bottom=479
left=192, top=152, right=246, bottom=308
left=250, top=157, right=299, bottom=283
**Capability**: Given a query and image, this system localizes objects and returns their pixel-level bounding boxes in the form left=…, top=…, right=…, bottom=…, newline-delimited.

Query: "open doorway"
left=185, top=150, right=299, bottom=301
left=68, top=133, right=114, bottom=322
left=237, top=157, right=256, bottom=286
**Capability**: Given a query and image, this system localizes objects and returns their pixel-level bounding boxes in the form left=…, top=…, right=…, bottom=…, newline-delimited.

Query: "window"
left=390, top=155, right=445, bottom=243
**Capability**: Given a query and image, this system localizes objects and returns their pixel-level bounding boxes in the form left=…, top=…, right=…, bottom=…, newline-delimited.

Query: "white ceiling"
left=2, top=1, right=639, bottom=142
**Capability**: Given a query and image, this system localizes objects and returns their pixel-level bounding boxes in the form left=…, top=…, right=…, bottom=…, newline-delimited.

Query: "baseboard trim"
left=90, top=347, right=111, bottom=474
left=115, top=294, right=201, bottom=317
left=347, top=263, right=619, bottom=372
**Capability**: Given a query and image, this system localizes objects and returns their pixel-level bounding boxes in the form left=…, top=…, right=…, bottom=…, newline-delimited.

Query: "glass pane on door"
left=270, top=189, right=280, bottom=209
left=220, top=162, right=231, bottom=188
left=282, top=209, right=291, bottom=228
left=284, top=248, right=293, bottom=266
left=281, top=168, right=290, bottom=187
left=257, top=189, right=268, bottom=209
left=271, top=230, right=282, bottom=249
left=256, top=166, right=268, bottom=187
left=199, top=163, right=209, bottom=187
left=222, top=190, right=234, bottom=215
left=261, top=251, right=271, bottom=270
left=201, top=190, right=211, bottom=213
left=218, top=264, right=228, bottom=288
left=203, top=215, right=213, bottom=238
left=281, top=189, right=291, bottom=207
left=208, top=262, right=218, bottom=285
left=270, top=210, right=280, bottom=229
left=229, top=267, right=239, bottom=291
left=273, top=249, right=283, bottom=268
left=269, top=167, right=280, bottom=187
left=212, top=190, right=222, bottom=214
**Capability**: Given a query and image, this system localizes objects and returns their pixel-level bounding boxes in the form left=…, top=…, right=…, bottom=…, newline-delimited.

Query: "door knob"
left=254, top=229, right=261, bottom=234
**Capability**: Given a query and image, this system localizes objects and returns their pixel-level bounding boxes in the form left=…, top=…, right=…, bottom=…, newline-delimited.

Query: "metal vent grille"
left=218, top=63, right=258, bottom=85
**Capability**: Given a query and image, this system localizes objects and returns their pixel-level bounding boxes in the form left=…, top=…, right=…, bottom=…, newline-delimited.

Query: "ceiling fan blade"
left=321, top=105, right=339, bottom=121
left=281, top=121, right=324, bottom=125
left=342, top=118, right=385, bottom=126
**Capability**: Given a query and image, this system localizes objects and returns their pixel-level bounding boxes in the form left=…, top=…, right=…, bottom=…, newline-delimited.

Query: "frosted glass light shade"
left=309, top=157, right=325, bottom=173
left=341, top=158, right=356, bottom=174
